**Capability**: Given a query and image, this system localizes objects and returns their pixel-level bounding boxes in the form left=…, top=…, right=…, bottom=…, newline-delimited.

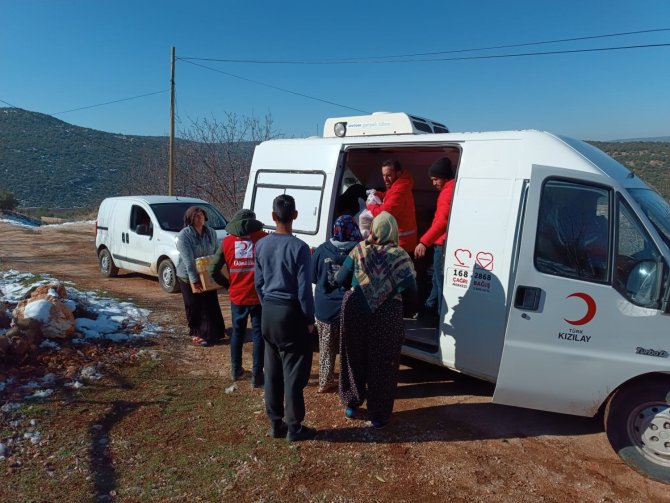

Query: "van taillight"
left=95, top=221, right=98, bottom=233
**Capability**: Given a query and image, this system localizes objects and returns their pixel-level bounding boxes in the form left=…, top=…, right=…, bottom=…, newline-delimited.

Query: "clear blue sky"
left=2, top=0, right=669, bottom=140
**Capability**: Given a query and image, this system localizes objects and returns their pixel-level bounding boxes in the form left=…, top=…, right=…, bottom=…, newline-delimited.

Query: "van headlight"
left=334, top=122, right=347, bottom=137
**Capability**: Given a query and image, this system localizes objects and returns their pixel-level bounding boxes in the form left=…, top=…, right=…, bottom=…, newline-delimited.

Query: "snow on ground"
left=0, top=269, right=162, bottom=458
left=0, top=269, right=159, bottom=341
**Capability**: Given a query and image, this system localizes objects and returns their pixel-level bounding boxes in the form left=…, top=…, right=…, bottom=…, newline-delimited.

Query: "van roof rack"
left=323, top=111, right=449, bottom=138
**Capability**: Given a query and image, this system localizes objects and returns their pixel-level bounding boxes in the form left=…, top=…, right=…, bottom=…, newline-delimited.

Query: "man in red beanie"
left=367, top=159, right=417, bottom=253
left=414, top=157, right=455, bottom=326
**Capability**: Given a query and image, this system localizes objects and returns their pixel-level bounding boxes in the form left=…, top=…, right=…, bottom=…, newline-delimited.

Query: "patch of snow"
left=23, top=299, right=53, bottom=322
left=80, top=365, right=103, bottom=381
left=26, top=389, right=54, bottom=399
left=65, top=380, right=84, bottom=389
left=39, top=340, right=60, bottom=350
left=1, top=402, right=22, bottom=413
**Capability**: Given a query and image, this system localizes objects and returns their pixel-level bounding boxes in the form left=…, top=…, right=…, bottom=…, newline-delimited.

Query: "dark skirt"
left=339, top=289, right=404, bottom=424
left=178, top=277, right=225, bottom=342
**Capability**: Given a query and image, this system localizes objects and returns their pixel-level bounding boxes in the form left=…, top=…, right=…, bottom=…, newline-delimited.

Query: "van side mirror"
left=626, top=260, right=661, bottom=308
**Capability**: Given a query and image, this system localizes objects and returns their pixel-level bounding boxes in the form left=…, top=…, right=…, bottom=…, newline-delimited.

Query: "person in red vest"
left=209, top=209, right=268, bottom=387
left=414, top=157, right=456, bottom=326
left=367, top=159, right=417, bottom=253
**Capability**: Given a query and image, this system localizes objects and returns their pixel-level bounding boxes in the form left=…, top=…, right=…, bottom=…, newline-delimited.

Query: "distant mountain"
left=0, top=108, right=167, bottom=208
left=1, top=107, right=669, bottom=207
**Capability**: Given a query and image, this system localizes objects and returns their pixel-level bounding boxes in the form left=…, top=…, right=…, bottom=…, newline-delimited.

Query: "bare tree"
left=176, top=112, right=277, bottom=216
left=127, top=112, right=277, bottom=217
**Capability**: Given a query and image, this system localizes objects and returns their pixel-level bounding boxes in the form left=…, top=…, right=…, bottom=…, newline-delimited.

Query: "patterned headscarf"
left=350, top=212, right=415, bottom=313
left=332, top=214, right=362, bottom=242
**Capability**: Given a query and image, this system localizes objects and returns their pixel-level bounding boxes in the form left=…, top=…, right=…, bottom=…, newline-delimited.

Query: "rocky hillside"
left=0, top=108, right=167, bottom=208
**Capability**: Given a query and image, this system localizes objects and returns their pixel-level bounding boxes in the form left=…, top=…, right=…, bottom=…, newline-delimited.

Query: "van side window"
left=534, top=180, right=610, bottom=282
left=614, top=198, right=664, bottom=308
left=131, top=206, right=152, bottom=235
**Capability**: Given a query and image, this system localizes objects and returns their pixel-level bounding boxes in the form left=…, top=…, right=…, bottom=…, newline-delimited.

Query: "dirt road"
left=1, top=220, right=668, bottom=501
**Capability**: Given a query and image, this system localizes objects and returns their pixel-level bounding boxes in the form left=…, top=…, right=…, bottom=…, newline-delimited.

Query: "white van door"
left=247, top=141, right=342, bottom=246
left=493, top=165, right=620, bottom=416
left=122, top=204, right=154, bottom=274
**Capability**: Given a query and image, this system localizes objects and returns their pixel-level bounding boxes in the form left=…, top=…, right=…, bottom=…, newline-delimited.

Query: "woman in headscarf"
left=176, top=206, right=225, bottom=347
left=311, top=214, right=362, bottom=393
left=335, top=211, right=417, bottom=428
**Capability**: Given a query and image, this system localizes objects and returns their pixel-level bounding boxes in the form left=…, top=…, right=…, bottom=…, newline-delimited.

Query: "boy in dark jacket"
left=209, top=209, right=268, bottom=387
left=255, top=195, right=317, bottom=442
left=311, top=214, right=362, bottom=392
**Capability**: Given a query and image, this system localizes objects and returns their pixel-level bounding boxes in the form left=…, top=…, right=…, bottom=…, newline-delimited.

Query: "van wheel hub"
left=630, top=403, right=670, bottom=464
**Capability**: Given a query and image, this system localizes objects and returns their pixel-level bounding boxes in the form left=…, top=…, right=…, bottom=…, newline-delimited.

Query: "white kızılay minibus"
left=243, top=112, right=670, bottom=483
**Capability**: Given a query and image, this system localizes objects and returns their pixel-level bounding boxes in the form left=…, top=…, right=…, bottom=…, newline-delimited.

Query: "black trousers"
left=178, top=277, right=225, bottom=342
left=261, top=299, right=312, bottom=432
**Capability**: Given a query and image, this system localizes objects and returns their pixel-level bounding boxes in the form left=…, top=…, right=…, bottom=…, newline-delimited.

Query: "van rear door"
left=246, top=142, right=342, bottom=244
left=493, top=165, right=618, bottom=416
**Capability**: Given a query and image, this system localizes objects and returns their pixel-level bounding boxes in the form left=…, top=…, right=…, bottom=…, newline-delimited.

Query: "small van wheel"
left=158, top=259, right=179, bottom=293
left=98, top=248, right=119, bottom=278
left=605, top=378, right=670, bottom=483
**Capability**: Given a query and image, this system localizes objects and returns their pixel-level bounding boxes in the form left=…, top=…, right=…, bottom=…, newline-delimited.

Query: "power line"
left=51, top=90, right=169, bottom=115
left=179, top=27, right=670, bottom=64
left=179, top=59, right=370, bottom=114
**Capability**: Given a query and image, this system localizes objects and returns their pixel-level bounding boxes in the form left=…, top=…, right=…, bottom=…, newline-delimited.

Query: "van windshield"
left=628, top=188, right=670, bottom=249
left=150, top=202, right=228, bottom=232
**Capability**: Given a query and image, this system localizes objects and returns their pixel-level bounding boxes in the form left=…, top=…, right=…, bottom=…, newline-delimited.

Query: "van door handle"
left=514, top=286, right=542, bottom=311
left=122, top=233, right=126, bottom=244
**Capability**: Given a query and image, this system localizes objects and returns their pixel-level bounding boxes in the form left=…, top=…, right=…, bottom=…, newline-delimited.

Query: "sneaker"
left=251, top=372, right=265, bottom=389
left=267, top=421, right=288, bottom=439
left=365, top=419, right=388, bottom=430
left=192, top=336, right=206, bottom=346
left=231, top=367, right=245, bottom=381
left=287, top=425, right=317, bottom=442
left=344, top=406, right=359, bottom=419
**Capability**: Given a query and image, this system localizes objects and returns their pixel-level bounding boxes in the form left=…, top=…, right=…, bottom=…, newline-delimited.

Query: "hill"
left=0, top=108, right=167, bottom=208
left=1, top=107, right=669, bottom=207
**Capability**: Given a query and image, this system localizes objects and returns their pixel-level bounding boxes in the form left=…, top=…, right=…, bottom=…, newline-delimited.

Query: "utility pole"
left=168, top=46, right=176, bottom=195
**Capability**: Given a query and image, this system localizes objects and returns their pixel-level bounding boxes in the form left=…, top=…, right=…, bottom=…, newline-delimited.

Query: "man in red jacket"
left=367, top=159, right=417, bottom=253
left=209, top=209, right=268, bottom=387
left=414, top=158, right=455, bottom=325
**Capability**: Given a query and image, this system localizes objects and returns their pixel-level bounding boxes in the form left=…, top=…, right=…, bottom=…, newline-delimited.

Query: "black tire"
left=158, top=259, right=180, bottom=293
left=98, top=248, right=119, bottom=278
left=605, top=378, right=670, bottom=484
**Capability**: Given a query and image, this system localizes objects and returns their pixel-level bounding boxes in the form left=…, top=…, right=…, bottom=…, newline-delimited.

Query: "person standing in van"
left=311, top=214, right=362, bottom=393
left=255, top=195, right=317, bottom=442
left=335, top=211, right=417, bottom=429
left=209, top=209, right=268, bottom=387
left=414, top=158, right=456, bottom=326
left=176, top=206, right=226, bottom=347
left=367, top=160, right=418, bottom=253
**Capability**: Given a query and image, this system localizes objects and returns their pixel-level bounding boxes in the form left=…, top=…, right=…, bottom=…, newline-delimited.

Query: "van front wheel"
left=98, top=248, right=119, bottom=278
left=605, top=378, right=670, bottom=484
left=158, top=259, right=180, bottom=293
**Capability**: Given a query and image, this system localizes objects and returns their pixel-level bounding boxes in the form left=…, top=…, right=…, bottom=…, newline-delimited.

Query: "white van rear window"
left=251, top=170, right=326, bottom=235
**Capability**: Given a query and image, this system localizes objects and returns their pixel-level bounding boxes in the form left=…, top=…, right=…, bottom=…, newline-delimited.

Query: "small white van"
left=95, top=195, right=228, bottom=293
left=243, top=112, right=670, bottom=482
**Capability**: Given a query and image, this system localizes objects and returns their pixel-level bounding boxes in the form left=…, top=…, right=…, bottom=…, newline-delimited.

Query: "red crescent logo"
left=564, top=292, right=597, bottom=326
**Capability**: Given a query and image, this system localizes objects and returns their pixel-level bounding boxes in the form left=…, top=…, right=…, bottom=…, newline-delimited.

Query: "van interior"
left=333, top=145, right=463, bottom=352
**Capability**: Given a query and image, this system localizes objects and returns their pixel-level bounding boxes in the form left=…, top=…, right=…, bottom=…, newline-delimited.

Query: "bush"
left=0, top=191, right=18, bottom=210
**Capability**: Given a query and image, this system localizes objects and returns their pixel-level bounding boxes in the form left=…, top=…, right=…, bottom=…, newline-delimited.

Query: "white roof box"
left=323, top=111, right=449, bottom=138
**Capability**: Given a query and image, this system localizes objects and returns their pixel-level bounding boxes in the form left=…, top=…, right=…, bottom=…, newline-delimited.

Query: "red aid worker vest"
left=222, top=229, right=267, bottom=305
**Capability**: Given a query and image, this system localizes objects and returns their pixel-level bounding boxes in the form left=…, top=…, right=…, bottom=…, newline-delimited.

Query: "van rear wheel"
left=98, top=248, right=119, bottom=278
left=604, top=378, right=670, bottom=484
left=158, top=259, right=179, bottom=293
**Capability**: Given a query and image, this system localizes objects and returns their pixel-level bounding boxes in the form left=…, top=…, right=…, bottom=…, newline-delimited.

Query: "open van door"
left=493, top=165, right=618, bottom=416
left=247, top=142, right=342, bottom=237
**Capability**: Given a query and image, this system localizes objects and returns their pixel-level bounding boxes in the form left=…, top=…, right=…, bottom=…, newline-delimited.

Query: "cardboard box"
left=192, top=255, right=228, bottom=293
